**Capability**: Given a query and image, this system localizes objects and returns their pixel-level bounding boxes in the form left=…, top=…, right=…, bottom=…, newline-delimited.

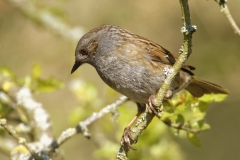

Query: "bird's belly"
left=95, top=60, right=165, bottom=104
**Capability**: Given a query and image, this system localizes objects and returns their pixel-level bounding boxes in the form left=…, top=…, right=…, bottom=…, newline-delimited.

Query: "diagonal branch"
left=49, top=96, right=128, bottom=151
left=116, top=0, right=196, bottom=159
left=215, top=0, right=240, bottom=37
left=5, top=0, right=85, bottom=42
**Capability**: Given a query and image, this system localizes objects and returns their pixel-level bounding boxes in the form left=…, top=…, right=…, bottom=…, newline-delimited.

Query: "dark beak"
left=71, top=60, right=82, bottom=74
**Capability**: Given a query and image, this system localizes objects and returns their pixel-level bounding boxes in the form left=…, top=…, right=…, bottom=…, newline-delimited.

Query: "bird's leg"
left=121, top=103, right=145, bottom=150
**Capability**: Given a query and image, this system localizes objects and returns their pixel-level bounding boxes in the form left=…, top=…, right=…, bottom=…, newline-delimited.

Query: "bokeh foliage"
left=0, top=0, right=239, bottom=160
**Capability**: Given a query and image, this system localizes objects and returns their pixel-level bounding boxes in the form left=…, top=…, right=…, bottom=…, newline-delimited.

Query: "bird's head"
left=71, top=29, right=100, bottom=74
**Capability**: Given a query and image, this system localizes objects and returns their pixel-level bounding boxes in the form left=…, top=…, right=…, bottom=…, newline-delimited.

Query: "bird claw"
left=121, top=127, right=136, bottom=150
left=147, top=95, right=163, bottom=118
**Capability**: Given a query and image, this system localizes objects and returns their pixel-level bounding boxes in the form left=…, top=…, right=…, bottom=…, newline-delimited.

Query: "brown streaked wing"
left=141, top=38, right=196, bottom=76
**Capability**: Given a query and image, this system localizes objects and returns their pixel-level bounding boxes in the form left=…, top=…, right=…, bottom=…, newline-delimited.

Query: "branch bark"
left=116, top=0, right=196, bottom=159
left=49, top=96, right=128, bottom=151
left=5, top=0, right=85, bottom=42
left=215, top=0, right=240, bottom=37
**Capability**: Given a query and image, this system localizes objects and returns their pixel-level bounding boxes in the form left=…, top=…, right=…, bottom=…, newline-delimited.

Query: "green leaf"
left=0, top=67, right=14, bottom=79
left=199, top=93, right=228, bottom=103
left=176, top=114, right=185, bottom=126
left=201, top=123, right=211, bottom=131
left=36, top=77, right=64, bottom=92
left=213, top=94, right=228, bottom=102
left=191, top=109, right=205, bottom=121
left=197, top=101, right=209, bottom=112
left=198, top=94, right=214, bottom=102
left=176, top=104, right=187, bottom=112
left=187, top=132, right=201, bottom=147
left=197, top=119, right=204, bottom=128
left=31, top=63, right=41, bottom=79
left=22, top=76, right=32, bottom=88
left=194, top=120, right=210, bottom=131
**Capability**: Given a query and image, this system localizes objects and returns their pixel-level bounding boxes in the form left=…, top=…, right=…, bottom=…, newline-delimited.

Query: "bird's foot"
left=120, top=127, right=136, bottom=150
left=147, top=94, right=164, bottom=118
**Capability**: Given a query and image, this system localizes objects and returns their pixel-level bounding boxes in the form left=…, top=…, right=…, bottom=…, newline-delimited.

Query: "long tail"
left=185, top=78, right=229, bottom=97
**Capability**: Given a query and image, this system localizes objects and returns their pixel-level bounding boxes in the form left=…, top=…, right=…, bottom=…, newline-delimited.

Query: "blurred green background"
left=0, top=0, right=240, bottom=160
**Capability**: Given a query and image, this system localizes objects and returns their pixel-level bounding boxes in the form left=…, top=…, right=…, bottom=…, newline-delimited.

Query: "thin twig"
left=154, top=0, right=196, bottom=107
left=0, top=119, right=39, bottom=159
left=214, top=0, right=240, bottom=37
left=5, top=0, right=85, bottom=42
left=50, top=96, right=128, bottom=151
left=115, top=0, right=196, bottom=159
left=163, top=121, right=202, bottom=134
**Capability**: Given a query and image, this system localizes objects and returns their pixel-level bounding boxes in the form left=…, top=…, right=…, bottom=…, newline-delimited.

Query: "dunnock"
left=71, top=24, right=228, bottom=149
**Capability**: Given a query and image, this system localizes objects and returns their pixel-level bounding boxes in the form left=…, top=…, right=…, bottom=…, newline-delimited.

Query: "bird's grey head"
left=71, top=25, right=113, bottom=74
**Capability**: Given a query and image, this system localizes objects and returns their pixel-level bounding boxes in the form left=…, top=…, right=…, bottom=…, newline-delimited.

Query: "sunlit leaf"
left=22, top=76, right=32, bottom=88
left=213, top=94, right=228, bottom=102
left=199, top=93, right=228, bottom=103
left=2, top=81, right=16, bottom=92
left=191, top=121, right=200, bottom=130
left=197, top=101, right=209, bottom=112
left=191, top=109, right=205, bottom=121
left=31, top=63, right=41, bottom=79
left=187, top=132, right=201, bottom=147
left=36, top=77, right=64, bottom=92
left=176, top=104, right=187, bottom=112
left=0, top=67, right=14, bottom=79
left=201, top=123, right=211, bottom=131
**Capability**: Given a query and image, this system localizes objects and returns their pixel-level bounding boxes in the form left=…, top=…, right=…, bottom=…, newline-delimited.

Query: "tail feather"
left=186, top=78, right=228, bottom=97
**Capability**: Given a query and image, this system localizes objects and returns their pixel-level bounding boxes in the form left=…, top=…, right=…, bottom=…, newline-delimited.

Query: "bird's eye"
left=81, top=49, right=87, bottom=55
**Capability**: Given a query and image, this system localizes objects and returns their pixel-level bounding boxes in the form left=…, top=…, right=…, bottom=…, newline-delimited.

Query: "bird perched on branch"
left=71, top=24, right=228, bottom=149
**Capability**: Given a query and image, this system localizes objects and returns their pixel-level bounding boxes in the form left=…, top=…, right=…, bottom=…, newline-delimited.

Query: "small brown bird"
left=71, top=24, right=228, bottom=149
